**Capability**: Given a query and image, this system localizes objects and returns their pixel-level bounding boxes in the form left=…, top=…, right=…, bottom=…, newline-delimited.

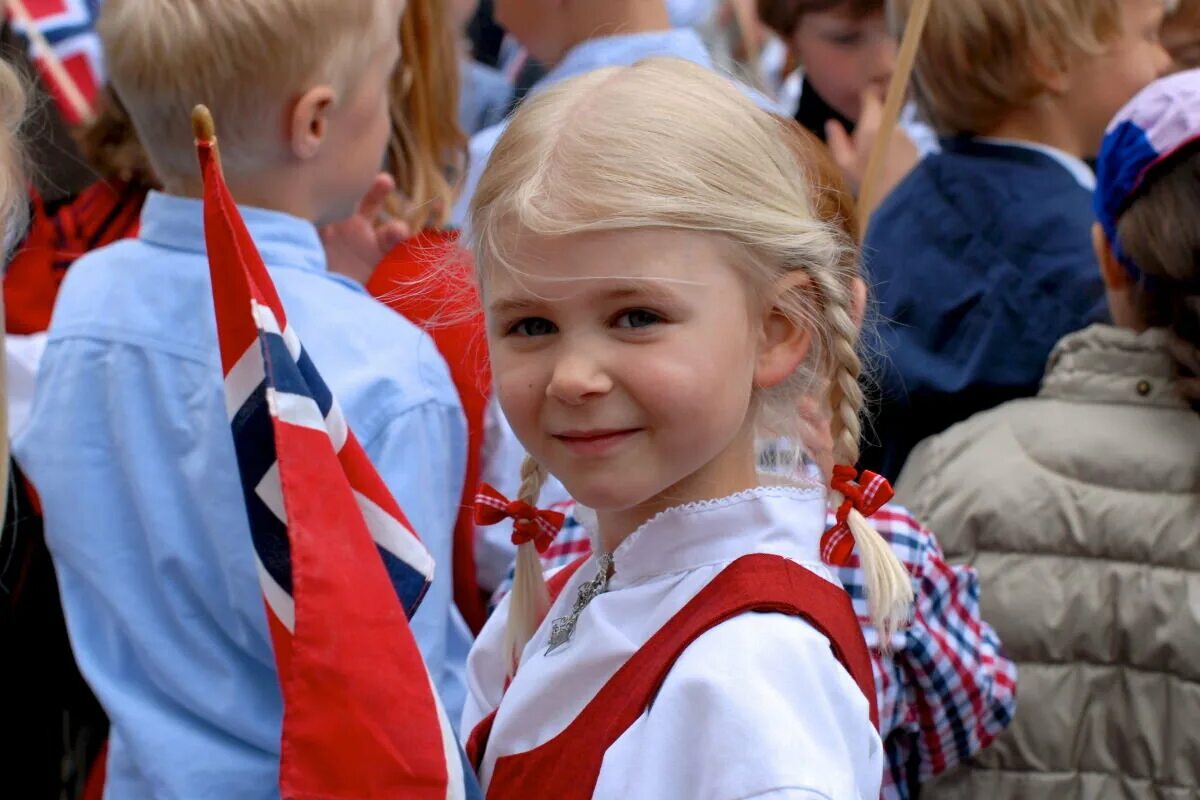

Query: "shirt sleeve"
left=599, top=612, right=884, bottom=800
left=361, top=395, right=473, bottom=729
left=900, top=532, right=1018, bottom=781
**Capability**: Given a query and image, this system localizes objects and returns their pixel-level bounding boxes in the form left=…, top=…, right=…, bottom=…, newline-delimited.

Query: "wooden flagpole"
left=5, top=0, right=97, bottom=125
left=856, top=0, right=932, bottom=239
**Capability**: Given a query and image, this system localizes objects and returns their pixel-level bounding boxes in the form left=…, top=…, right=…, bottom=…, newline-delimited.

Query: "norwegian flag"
left=195, top=113, right=480, bottom=799
left=6, top=0, right=103, bottom=124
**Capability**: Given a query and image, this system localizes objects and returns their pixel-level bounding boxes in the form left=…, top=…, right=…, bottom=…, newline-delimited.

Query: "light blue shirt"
left=452, top=28, right=781, bottom=225
left=14, top=192, right=472, bottom=799
left=459, top=58, right=514, bottom=135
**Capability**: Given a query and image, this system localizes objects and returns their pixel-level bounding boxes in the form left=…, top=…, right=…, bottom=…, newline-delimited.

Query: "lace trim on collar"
left=577, top=481, right=824, bottom=558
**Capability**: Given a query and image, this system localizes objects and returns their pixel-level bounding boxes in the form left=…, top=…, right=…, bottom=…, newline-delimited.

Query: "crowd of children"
left=0, top=0, right=1197, bottom=798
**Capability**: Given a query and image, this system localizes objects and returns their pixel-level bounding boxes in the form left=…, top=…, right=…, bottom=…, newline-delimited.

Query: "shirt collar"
left=574, top=483, right=827, bottom=589
left=533, top=29, right=713, bottom=97
left=137, top=191, right=328, bottom=274
left=975, top=136, right=1097, bottom=191
left=1041, top=324, right=1190, bottom=409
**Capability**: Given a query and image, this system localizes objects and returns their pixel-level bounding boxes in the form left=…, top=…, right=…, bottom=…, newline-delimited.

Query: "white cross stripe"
left=256, top=555, right=296, bottom=633
left=281, top=324, right=302, bottom=362
left=251, top=301, right=301, bottom=362
left=251, top=300, right=283, bottom=338
left=269, top=389, right=327, bottom=434
left=355, top=491, right=436, bottom=582
left=224, top=340, right=266, bottom=421
left=255, top=463, right=286, bottom=524
left=325, top=397, right=349, bottom=453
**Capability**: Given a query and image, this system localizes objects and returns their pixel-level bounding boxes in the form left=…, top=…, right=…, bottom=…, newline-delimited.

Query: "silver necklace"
left=546, top=552, right=614, bottom=654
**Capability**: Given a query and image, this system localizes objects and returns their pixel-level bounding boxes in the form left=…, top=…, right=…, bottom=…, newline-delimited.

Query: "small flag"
left=194, top=105, right=479, bottom=800
left=7, top=0, right=102, bottom=125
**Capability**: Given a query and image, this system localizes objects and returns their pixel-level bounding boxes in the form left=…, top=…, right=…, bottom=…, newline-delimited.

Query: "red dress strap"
left=477, top=554, right=877, bottom=799
left=465, top=555, right=592, bottom=768
left=545, top=555, right=590, bottom=600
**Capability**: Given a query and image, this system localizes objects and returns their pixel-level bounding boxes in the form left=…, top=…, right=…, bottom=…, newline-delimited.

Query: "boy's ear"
left=1028, top=42, right=1071, bottom=95
left=290, top=86, right=337, bottom=161
left=1092, top=221, right=1130, bottom=291
left=755, top=272, right=816, bottom=390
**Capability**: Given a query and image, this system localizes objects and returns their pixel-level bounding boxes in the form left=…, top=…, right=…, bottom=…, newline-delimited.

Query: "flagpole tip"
left=192, top=105, right=216, bottom=143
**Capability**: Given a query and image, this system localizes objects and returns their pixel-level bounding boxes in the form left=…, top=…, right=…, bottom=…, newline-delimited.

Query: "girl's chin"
left=556, top=479, right=660, bottom=517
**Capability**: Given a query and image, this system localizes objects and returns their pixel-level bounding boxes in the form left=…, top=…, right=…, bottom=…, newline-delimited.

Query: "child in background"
left=896, top=70, right=1200, bottom=799
left=449, top=0, right=515, bottom=133
left=861, top=0, right=1173, bottom=481
left=451, top=0, right=778, bottom=225
left=756, top=0, right=933, bottom=195
left=488, top=121, right=1017, bottom=800
left=462, top=57, right=914, bottom=798
left=1164, top=0, right=1200, bottom=70
left=13, top=1, right=472, bottom=796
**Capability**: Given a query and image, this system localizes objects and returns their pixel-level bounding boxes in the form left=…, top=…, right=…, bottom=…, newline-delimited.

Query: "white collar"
left=574, top=483, right=827, bottom=590
left=975, top=136, right=1097, bottom=191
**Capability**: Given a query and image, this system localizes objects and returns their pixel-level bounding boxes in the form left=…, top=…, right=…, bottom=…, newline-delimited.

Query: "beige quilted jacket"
left=896, top=324, right=1200, bottom=800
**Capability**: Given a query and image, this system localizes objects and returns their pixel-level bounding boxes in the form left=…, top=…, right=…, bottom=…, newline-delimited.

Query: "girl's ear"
left=850, top=276, right=867, bottom=328
left=755, top=271, right=816, bottom=389
left=289, top=85, right=336, bottom=161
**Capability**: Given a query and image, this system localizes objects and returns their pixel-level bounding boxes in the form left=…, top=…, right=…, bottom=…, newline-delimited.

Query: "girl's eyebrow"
left=487, top=280, right=685, bottom=316
left=488, top=297, right=543, bottom=316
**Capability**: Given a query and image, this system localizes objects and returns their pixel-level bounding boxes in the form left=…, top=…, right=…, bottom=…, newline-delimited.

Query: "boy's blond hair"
left=891, top=0, right=1126, bottom=135
left=98, top=0, right=399, bottom=181
left=470, top=58, right=914, bottom=674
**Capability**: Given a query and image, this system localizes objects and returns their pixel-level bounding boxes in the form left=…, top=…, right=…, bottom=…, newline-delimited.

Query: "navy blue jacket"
left=861, top=137, right=1108, bottom=480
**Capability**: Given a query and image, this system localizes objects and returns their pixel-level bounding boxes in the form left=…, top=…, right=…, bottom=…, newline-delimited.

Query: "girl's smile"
left=551, top=428, right=644, bottom=457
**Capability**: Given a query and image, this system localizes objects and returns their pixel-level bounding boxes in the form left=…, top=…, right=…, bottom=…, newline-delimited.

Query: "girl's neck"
left=594, top=433, right=760, bottom=554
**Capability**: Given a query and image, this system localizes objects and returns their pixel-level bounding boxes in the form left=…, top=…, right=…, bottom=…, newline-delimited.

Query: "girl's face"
left=483, top=228, right=776, bottom=521
left=790, top=7, right=894, bottom=122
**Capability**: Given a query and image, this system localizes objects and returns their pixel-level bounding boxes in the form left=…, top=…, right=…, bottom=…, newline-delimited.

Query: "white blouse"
left=462, top=485, right=884, bottom=800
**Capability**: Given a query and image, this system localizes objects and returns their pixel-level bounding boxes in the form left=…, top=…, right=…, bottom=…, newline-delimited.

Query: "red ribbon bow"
left=820, top=465, right=894, bottom=566
left=474, top=483, right=566, bottom=554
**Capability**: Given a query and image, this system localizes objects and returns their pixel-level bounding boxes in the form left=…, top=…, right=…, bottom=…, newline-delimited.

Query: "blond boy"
left=13, top=1, right=472, bottom=795
left=858, top=0, right=1173, bottom=481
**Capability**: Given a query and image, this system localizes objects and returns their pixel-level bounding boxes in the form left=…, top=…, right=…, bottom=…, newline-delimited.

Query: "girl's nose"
left=546, top=350, right=613, bottom=405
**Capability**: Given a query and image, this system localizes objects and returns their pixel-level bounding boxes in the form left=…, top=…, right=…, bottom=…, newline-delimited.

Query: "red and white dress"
left=462, top=484, right=884, bottom=799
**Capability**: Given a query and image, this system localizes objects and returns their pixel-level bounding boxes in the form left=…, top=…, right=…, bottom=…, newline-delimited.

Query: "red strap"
left=476, top=555, right=876, bottom=798
left=545, top=555, right=590, bottom=602
left=465, top=555, right=591, bottom=768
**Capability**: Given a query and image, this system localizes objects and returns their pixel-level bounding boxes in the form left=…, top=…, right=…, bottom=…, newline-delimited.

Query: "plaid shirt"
left=495, top=501, right=1016, bottom=799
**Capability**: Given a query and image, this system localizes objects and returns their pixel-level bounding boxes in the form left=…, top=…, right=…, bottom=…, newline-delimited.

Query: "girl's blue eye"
left=509, top=317, right=557, bottom=337
left=615, top=309, right=663, bottom=329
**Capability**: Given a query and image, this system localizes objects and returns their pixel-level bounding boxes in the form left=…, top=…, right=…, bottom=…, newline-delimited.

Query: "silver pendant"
left=546, top=552, right=614, bottom=654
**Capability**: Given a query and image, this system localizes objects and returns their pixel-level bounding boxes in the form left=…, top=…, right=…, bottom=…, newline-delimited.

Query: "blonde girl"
left=461, top=57, right=911, bottom=799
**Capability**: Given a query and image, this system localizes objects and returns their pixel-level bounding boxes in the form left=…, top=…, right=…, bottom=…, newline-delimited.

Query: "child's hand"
left=825, top=88, right=919, bottom=203
left=320, top=173, right=412, bottom=285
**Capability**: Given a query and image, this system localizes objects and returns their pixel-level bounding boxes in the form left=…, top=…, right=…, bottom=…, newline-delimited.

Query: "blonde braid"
left=502, top=454, right=552, bottom=676
left=809, top=268, right=914, bottom=642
